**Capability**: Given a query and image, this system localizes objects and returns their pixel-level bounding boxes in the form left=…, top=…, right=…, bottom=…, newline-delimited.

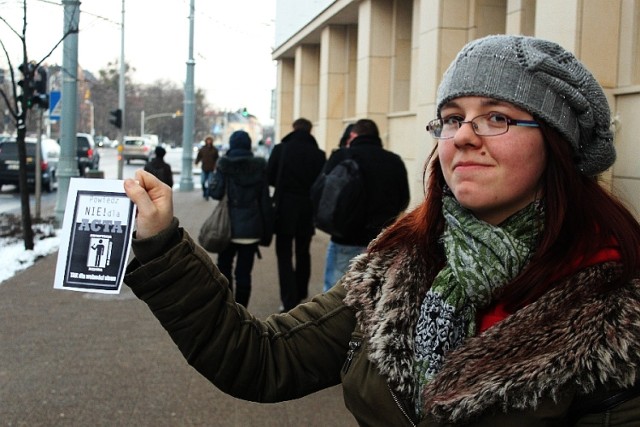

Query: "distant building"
left=272, top=0, right=640, bottom=215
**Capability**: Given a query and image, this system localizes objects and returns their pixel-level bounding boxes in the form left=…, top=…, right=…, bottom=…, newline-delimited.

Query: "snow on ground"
left=0, top=224, right=60, bottom=284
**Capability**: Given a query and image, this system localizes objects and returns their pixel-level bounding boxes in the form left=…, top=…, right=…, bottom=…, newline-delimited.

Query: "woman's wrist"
left=132, top=217, right=181, bottom=263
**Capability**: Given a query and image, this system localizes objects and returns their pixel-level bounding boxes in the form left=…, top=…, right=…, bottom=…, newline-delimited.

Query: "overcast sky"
left=1, top=0, right=277, bottom=124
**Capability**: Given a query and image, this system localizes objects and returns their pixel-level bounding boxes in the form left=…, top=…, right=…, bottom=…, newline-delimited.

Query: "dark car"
left=77, top=133, right=100, bottom=176
left=0, top=137, right=60, bottom=192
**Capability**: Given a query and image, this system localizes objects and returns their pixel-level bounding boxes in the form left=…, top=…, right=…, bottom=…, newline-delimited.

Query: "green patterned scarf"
left=413, top=194, right=544, bottom=416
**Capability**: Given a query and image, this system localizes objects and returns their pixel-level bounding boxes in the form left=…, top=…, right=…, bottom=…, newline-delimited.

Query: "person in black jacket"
left=209, top=130, right=270, bottom=307
left=321, top=119, right=410, bottom=292
left=267, top=118, right=326, bottom=311
left=143, top=146, right=173, bottom=188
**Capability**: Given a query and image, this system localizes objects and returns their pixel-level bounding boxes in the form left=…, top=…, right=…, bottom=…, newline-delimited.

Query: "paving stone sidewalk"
left=0, top=188, right=357, bottom=426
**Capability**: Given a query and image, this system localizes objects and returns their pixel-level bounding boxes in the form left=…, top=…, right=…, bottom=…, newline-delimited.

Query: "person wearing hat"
left=206, top=130, right=271, bottom=308
left=123, top=35, right=640, bottom=425
left=143, top=145, right=173, bottom=188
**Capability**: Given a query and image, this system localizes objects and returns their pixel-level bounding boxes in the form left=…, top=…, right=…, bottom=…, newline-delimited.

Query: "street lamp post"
left=84, top=99, right=94, bottom=136
left=140, top=110, right=182, bottom=136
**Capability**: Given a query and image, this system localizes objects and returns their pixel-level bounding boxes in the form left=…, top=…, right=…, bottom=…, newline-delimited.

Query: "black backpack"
left=310, top=153, right=366, bottom=238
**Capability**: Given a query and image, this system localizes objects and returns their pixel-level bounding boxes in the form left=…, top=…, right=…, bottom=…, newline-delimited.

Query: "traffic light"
left=34, top=67, right=47, bottom=95
left=17, top=62, right=48, bottom=110
left=31, top=93, right=49, bottom=109
left=30, top=67, right=49, bottom=109
left=17, top=62, right=35, bottom=109
left=241, top=107, right=248, bottom=117
left=109, top=109, right=122, bottom=129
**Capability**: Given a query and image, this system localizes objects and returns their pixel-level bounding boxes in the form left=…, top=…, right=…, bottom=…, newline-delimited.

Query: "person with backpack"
left=207, top=130, right=271, bottom=308
left=143, top=145, right=173, bottom=188
left=317, top=118, right=410, bottom=292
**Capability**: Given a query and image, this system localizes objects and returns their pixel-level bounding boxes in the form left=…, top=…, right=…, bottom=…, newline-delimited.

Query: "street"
left=0, top=146, right=200, bottom=215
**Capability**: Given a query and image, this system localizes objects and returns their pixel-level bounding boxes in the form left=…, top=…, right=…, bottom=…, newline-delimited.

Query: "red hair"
left=370, top=126, right=640, bottom=310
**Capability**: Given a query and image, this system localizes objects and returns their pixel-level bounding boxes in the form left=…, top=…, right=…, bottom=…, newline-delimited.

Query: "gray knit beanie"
left=437, top=35, right=615, bottom=176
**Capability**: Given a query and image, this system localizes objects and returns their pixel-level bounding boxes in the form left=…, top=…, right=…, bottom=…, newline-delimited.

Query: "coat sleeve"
left=266, top=145, right=281, bottom=186
left=208, top=170, right=225, bottom=200
left=124, top=230, right=355, bottom=402
left=164, top=163, right=173, bottom=188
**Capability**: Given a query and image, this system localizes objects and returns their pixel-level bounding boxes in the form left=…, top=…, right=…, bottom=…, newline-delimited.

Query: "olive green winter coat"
left=125, top=220, right=640, bottom=426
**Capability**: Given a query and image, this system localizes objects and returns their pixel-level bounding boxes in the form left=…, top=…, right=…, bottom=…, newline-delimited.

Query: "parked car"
left=77, top=133, right=100, bottom=176
left=0, top=137, right=60, bottom=192
left=122, top=136, right=157, bottom=164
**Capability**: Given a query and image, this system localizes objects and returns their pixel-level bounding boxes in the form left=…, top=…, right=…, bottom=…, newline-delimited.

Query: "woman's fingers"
left=124, top=170, right=174, bottom=239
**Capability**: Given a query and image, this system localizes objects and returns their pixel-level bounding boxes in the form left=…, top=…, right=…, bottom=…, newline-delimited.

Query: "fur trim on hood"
left=343, top=244, right=640, bottom=423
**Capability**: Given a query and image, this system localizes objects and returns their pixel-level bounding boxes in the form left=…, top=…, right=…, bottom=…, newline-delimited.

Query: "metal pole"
left=84, top=99, right=94, bottom=136
left=116, top=0, right=126, bottom=179
left=179, top=0, right=195, bottom=191
left=89, top=101, right=94, bottom=135
left=54, top=0, right=80, bottom=226
left=140, top=110, right=144, bottom=136
left=35, top=108, right=43, bottom=219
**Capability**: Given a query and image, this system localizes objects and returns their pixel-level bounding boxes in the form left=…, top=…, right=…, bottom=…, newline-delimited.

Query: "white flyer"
left=54, top=178, right=136, bottom=294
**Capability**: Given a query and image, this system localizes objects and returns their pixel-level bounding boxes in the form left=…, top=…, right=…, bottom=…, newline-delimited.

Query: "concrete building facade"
left=272, top=0, right=640, bottom=214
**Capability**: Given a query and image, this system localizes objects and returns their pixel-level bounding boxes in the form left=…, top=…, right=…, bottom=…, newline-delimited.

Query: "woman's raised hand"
left=124, top=170, right=174, bottom=239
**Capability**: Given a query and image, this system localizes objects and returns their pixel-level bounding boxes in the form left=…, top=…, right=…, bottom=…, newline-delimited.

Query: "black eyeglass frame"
left=426, top=113, right=540, bottom=140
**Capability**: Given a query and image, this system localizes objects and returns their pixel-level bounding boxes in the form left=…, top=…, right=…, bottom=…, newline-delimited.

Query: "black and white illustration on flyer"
left=54, top=178, right=136, bottom=293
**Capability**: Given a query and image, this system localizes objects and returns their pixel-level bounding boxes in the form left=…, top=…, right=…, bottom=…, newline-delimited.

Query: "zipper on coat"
left=389, top=385, right=417, bottom=427
left=341, top=339, right=362, bottom=374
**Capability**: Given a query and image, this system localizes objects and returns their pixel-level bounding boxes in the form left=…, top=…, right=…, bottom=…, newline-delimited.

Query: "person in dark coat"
left=321, top=119, right=410, bottom=292
left=195, top=135, right=219, bottom=200
left=267, top=118, right=326, bottom=311
left=338, top=123, right=355, bottom=149
left=143, top=145, right=173, bottom=188
left=208, top=130, right=270, bottom=307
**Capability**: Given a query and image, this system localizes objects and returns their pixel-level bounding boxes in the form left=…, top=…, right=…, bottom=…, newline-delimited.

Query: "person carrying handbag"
left=208, top=130, right=271, bottom=307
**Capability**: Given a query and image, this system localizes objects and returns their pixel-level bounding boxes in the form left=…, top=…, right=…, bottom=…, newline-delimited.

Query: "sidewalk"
left=0, top=188, right=357, bottom=426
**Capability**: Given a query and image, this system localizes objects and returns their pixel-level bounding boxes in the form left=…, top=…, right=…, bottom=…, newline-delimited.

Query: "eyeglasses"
left=426, top=112, right=540, bottom=139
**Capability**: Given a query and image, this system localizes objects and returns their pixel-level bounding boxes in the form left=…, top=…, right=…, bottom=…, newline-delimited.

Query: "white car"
left=122, top=136, right=157, bottom=164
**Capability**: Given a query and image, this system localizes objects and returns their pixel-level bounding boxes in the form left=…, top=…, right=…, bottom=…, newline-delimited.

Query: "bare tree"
left=0, top=0, right=77, bottom=249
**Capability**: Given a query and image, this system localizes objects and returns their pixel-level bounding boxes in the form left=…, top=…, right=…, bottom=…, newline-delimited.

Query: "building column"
left=506, top=0, right=536, bottom=35
left=355, top=0, right=393, bottom=136
left=293, top=44, right=320, bottom=124
left=275, top=58, right=294, bottom=142
left=317, top=25, right=350, bottom=152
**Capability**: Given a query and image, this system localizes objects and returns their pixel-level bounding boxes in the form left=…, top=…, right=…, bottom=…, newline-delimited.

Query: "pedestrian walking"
left=208, top=130, right=270, bottom=307
left=124, top=35, right=640, bottom=426
left=320, top=119, right=410, bottom=292
left=195, top=135, right=219, bottom=200
left=143, top=146, right=173, bottom=188
left=266, top=118, right=326, bottom=311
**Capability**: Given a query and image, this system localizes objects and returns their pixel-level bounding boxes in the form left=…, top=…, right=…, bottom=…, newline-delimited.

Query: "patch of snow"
left=0, top=231, right=60, bottom=284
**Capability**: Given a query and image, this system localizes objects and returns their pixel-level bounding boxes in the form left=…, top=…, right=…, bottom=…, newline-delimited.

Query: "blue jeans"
left=201, top=170, right=213, bottom=197
left=323, top=241, right=366, bottom=292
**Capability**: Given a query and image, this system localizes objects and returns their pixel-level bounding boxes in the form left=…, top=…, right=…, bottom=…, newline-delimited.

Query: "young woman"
left=207, top=130, right=271, bottom=307
left=124, top=35, right=640, bottom=426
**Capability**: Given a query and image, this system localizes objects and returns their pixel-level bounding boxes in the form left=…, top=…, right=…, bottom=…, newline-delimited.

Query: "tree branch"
left=0, top=39, right=19, bottom=114
left=0, top=15, right=25, bottom=41
left=34, top=26, right=79, bottom=69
